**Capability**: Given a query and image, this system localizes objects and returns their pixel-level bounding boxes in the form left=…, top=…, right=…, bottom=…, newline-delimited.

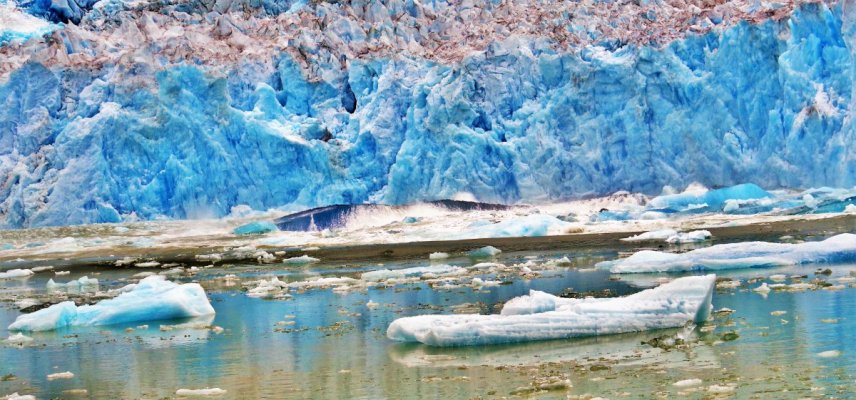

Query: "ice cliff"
left=0, top=0, right=852, bottom=227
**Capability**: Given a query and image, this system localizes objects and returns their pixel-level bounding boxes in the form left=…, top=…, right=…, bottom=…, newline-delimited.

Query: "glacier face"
left=0, top=2, right=853, bottom=227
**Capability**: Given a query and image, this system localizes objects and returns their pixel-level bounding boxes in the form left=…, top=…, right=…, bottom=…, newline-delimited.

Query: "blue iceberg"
left=8, top=276, right=215, bottom=331
left=232, top=221, right=278, bottom=235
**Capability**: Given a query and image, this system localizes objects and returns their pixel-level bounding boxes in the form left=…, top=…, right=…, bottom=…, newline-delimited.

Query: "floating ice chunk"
left=817, top=350, right=841, bottom=358
left=2, top=393, right=36, bottom=400
left=47, top=371, right=74, bottom=380
left=707, top=384, right=735, bottom=394
left=621, top=229, right=678, bottom=242
left=134, top=261, right=161, bottom=268
left=232, top=221, right=277, bottom=235
left=429, top=252, right=449, bottom=260
left=458, top=215, right=572, bottom=239
left=283, top=255, right=320, bottom=265
left=46, top=276, right=99, bottom=293
left=195, top=254, right=222, bottom=263
left=361, top=265, right=466, bottom=282
left=468, top=246, right=502, bottom=258
left=665, top=230, right=711, bottom=244
left=673, top=378, right=703, bottom=387
left=0, top=269, right=33, bottom=280
left=387, top=275, right=715, bottom=346
left=4, top=333, right=33, bottom=345
left=287, top=277, right=358, bottom=289
left=471, top=277, right=500, bottom=287
left=598, top=234, right=856, bottom=273
left=8, top=276, right=215, bottom=332
left=753, top=283, right=771, bottom=294
left=246, top=277, right=288, bottom=298
left=845, top=204, right=856, bottom=213
left=650, top=183, right=771, bottom=212
left=366, top=300, right=380, bottom=309
left=30, top=266, right=54, bottom=272
left=175, top=388, right=227, bottom=396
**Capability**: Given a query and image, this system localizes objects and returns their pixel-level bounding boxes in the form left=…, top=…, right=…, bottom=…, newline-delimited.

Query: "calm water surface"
left=1, top=249, right=855, bottom=399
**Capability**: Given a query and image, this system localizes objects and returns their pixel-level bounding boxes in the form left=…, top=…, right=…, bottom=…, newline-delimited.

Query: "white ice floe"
left=47, top=371, right=74, bottom=380
left=468, top=246, right=502, bottom=258
left=387, top=274, right=715, bottom=346
left=361, top=264, right=466, bottom=282
left=598, top=234, right=856, bottom=273
left=282, top=255, right=320, bottom=265
left=175, top=388, right=227, bottom=396
left=2, top=393, right=36, bottom=400
left=46, top=276, right=99, bottom=293
left=817, top=350, right=841, bottom=358
left=429, top=252, right=450, bottom=260
left=621, top=229, right=678, bottom=242
left=8, top=276, right=215, bottom=332
left=665, top=230, right=711, bottom=244
left=30, top=266, right=54, bottom=272
left=673, top=378, right=703, bottom=387
left=4, top=333, right=33, bottom=345
left=0, top=269, right=33, bottom=280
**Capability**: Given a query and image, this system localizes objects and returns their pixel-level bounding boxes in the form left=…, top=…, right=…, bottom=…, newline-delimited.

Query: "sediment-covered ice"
left=8, top=276, right=215, bottom=331
left=386, top=274, right=715, bottom=346
left=599, top=233, right=856, bottom=273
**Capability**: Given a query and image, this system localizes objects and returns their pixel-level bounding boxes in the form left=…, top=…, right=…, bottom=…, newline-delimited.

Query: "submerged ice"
left=599, top=233, right=856, bottom=273
left=386, top=274, right=715, bottom=346
left=8, top=276, right=215, bottom=331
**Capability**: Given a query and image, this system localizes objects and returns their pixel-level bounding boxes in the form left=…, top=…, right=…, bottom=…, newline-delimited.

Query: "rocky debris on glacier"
left=386, top=274, right=715, bottom=346
left=7, top=275, right=215, bottom=331
left=598, top=233, right=856, bottom=273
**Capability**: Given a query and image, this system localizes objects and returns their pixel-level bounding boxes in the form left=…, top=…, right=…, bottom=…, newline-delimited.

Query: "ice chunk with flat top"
left=387, top=274, right=715, bottom=346
left=0, top=269, right=33, bottom=279
left=599, top=233, right=856, bottom=273
left=361, top=264, right=465, bottom=282
left=8, top=276, right=215, bottom=332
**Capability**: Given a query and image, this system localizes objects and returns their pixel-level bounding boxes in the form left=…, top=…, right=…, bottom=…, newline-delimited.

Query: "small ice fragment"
left=31, top=266, right=54, bottom=272
left=366, top=300, right=379, bottom=309
left=817, top=350, right=841, bottom=358
left=195, top=254, right=222, bottom=263
left=175, top=388, right=227, bottom=396
left=0, top=269, right=33, bottom=280
left=769, top=274, right=787, bottom=282
left=134, top=261, right=160, bottom=268
left=133, top=272, right=156, bottom=278
left=283, top=255, right=320, bottom=265
left=621, top=229, right=678, bottom=242
left=468, top=246, right=502, bottom=258
left=2, top=393, right=36, bottom=400
left=673, top=378, right=703, bottom=387
left=4, top=333, right=33, bottom=345
left=770, top=310, right=786, bottom=316
left=707, top=384, right=735, bottom=393
left=429, top=252, right=449, bottom=260
left=55, top=271, right=70, bottom=276
left=665, top=230, right=712, bottom=244
left=753, top=283, right=771, bottom=294
left=471, top=277, right=500, bottom=287
left=211, top=326, right=224, bottom=334
left=232, top=221, right=277, bottom=235
left=47, top=371, right=74, bottom=380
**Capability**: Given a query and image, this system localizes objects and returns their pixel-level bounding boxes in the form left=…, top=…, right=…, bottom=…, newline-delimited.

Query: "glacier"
left=8, top=275, right=215, bottom=331
left=0, top=1, right=852, bottom=228
left=386, top=274, right=715, bottom=346
left=598, top=233, right=856, bottom=273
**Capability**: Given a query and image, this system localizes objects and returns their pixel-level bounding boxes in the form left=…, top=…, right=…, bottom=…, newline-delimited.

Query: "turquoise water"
left=1, top=251, right=855, bottom=399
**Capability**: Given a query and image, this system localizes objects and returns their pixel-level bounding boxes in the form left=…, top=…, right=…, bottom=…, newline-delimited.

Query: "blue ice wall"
left=0, top=3, right=852, bottom=227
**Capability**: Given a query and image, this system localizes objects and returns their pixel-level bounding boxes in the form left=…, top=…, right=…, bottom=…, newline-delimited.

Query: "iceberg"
left=467, top=246, right=502, bottom=258
left=8, top=276, right=215, bottom=331
left=386, top=274, right=715, bottom=346
left=232, top=221, right=278, bottom=235
left=649, top=184, right=772, bottom=212
left=0, top=269, right=33, bottom=279
left=599, top=233, right=856, bottom=273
